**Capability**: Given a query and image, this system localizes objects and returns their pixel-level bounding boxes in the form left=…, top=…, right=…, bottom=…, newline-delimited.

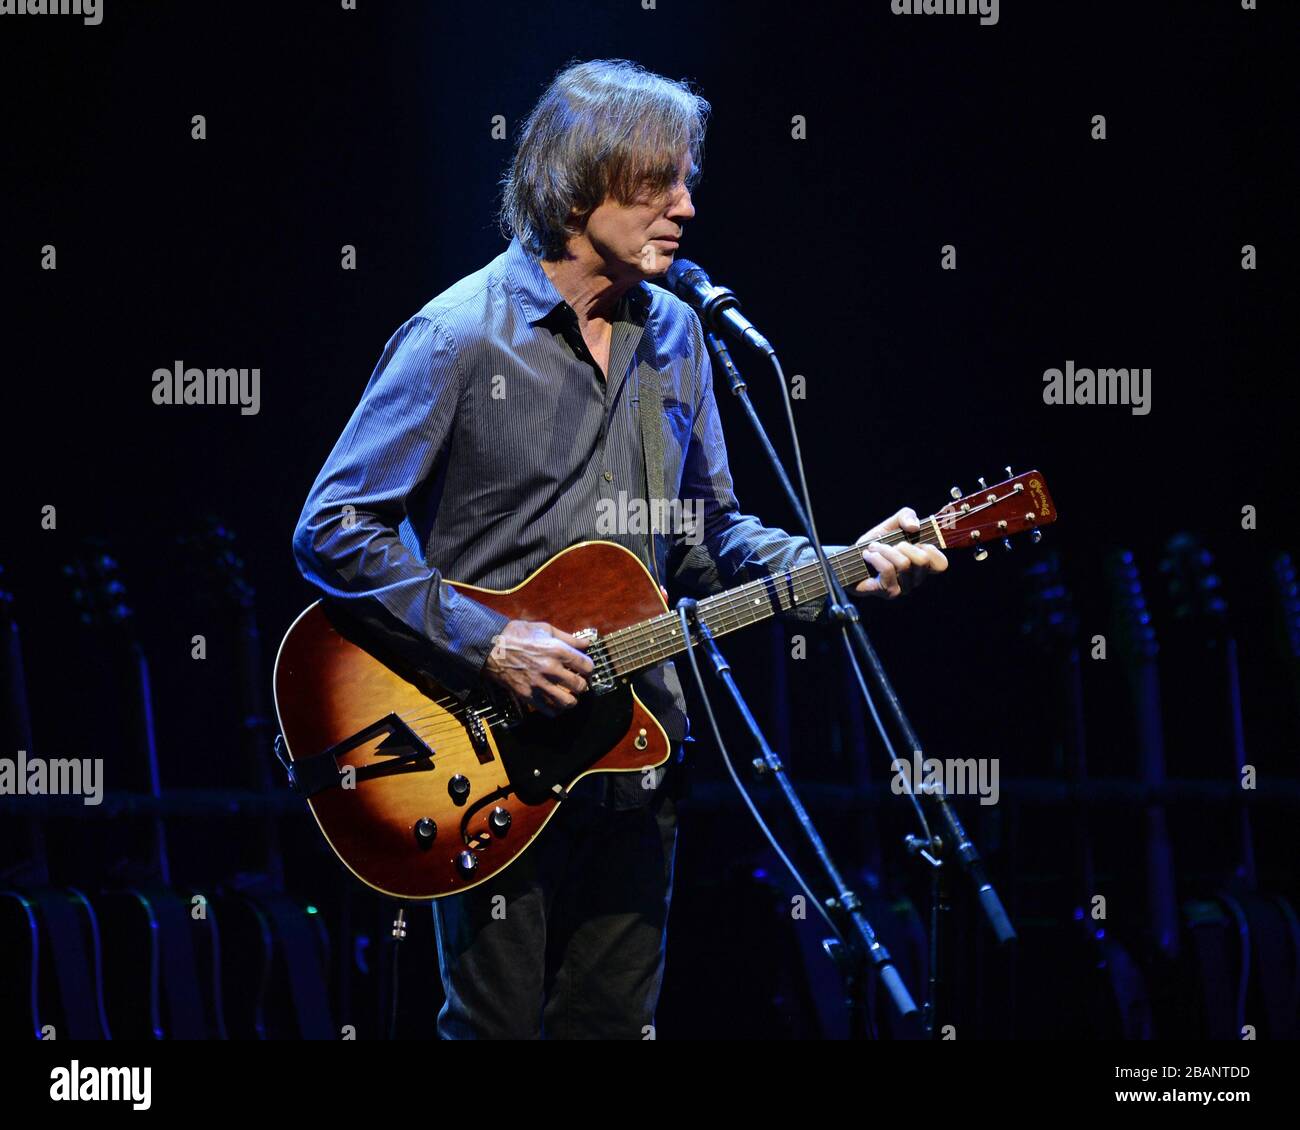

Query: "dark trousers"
left=431, top=783, right=678, bottom=1039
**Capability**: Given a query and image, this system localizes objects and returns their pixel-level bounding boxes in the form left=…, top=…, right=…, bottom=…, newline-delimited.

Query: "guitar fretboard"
left=599, top=522, right=942, bottom=678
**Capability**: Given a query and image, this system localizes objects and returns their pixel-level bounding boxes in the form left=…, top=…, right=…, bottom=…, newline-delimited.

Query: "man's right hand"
left=483, top=620, right=594, bottom=716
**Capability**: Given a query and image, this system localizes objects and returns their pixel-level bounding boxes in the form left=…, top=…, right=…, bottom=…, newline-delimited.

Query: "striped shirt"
left=293, top=235, right=831, bottom=807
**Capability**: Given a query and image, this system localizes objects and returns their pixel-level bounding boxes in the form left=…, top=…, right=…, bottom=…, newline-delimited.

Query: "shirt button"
left=603, top=470, right=613, bottom=482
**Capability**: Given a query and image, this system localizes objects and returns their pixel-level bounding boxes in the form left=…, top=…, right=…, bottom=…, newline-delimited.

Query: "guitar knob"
left=448, top=774, right=471, bottom=805
left=1030, top=529, right=1043, bottom=544
left=974, top=547, right=989, bottom=562
left=414, top=817, right=437, bottom=846
left=456, top=850, right=478, bottom=876
left=489, top=806, right=512, bottom=836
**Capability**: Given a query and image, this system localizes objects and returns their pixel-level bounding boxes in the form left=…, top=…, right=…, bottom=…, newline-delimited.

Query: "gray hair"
left=499, top=59, right=710, bottom=259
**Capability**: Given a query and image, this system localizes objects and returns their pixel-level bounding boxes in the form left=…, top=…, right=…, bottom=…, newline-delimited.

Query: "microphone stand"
left=704, top=330, right=1016, bottom=1033
left=677, top=597, right=920, bottom=1033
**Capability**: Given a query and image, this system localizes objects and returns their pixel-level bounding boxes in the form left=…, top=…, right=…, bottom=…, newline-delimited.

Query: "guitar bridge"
left=465, top=704, right=497, bottom=763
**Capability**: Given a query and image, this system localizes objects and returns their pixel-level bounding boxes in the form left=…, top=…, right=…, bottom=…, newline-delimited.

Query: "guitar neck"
left=601, top=522, right=942, bottom=679
left=127, top=640, right=171, bottom=888
left=1128, top=655, right=1181, bottom=960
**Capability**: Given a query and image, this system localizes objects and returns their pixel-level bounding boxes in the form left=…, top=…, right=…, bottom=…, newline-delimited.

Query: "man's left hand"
left=853, top=507, right=948, bottom=599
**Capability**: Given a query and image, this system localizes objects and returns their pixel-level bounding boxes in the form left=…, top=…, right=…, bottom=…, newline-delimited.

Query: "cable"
left=677, top=604, right=847, bottom=946
left=717, top=338, right=934, bottom=845
left=388, top=904, right=407, bottom=1040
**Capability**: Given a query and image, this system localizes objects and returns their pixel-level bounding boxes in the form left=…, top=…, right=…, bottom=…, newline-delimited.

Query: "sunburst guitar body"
left=274, top=542, right=672, bottom=899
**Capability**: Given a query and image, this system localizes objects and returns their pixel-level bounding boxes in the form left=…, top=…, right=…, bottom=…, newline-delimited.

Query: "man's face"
left=582, top=153, right=696, bottom=280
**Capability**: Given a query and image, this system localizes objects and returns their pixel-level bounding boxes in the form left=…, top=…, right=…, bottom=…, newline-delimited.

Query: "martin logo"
left=49, top=1061, right=151, bottom=1110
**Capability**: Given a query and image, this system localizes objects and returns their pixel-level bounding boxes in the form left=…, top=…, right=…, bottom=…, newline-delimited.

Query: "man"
left=293, top=58, right=947, bottom=1039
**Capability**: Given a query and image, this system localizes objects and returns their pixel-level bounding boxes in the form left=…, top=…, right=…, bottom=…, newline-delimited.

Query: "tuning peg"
left=1003, top=538, right=1013, bottom=552
left=974, top=547, right=989, bottom=562
left=977, top=477, right=988, bottom=489
left=1005, top=466, right=1013, bottom=478
left=1030, top=529, right=1043, bottom=545
left=950, top=486, right=962, bottom=500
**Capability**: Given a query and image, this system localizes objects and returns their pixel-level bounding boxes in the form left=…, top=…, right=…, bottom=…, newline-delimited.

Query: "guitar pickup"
left=573, top=628, right=618, bottom=694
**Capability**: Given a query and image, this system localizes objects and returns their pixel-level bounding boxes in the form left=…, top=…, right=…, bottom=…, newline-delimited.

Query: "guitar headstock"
left=1159, top=532, right=1228, bottom=635
left=1270, top=552, right=1300, bottom=662
left=63, top=541, right=135, bottom=638
left=1021, top=550, right=1077, bottom=655
left=933, top=469, right=1057, bottom=560
left=177, top=516, right=255, bottom=611
left=1105, top=549, right=1159, bottom=663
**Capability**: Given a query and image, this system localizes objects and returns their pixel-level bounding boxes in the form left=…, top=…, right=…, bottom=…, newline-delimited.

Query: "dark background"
left=2, top=0, right=1297, bottom=1039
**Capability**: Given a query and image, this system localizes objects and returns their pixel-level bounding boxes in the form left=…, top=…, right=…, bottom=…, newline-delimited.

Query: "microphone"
left=665, top=258, right=775, bottom=357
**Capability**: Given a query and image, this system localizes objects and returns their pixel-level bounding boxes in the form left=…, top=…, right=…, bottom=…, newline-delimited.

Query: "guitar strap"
left=637, top=360, right=666, bottom=589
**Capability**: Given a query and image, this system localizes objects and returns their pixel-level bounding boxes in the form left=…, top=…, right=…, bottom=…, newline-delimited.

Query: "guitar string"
left=391, top=523, right=951, bottom=736
left=391, top=495, right=1028, bottom=735
left=600, top=491, right=1031, bottom=673
left=595, top=523, right=951, bottom=673
left=392, top=530, right=930, bottom=738
left=612, top=529, right=936, bottom=643
left=392, top=540, right=879, bottom=734
left=597, top=487, right=1025, bottom=672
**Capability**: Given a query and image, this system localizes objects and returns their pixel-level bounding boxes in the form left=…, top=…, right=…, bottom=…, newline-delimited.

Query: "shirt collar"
left=503, top=235, right=654, bottom=330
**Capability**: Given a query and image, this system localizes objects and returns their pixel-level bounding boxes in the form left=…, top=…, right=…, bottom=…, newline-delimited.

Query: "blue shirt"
left=294, top=235, right=830, bottom=807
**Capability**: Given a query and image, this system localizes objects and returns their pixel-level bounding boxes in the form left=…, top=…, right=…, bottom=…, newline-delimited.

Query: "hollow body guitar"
left=274, top=471, right=1056, bottom=900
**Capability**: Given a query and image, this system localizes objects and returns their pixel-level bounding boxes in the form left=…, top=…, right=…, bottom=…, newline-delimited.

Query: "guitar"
left=1159, top=534, right=1300, bottom=1039
left=0, top=565, right=112, bottom=1041
left=64, top=545, right=227, bottom=1039
left=1104, top=550, right=1182, bottom=971
left=1103, top=549, right=1196, bottom=1038
left=181, top=519, right=335, bottom=1040
left=274, top=470, right=1057, bottom=899
left=1021, top=551, right=1151, bottom=1038
left=1269, top=553, right=1300, bottom=742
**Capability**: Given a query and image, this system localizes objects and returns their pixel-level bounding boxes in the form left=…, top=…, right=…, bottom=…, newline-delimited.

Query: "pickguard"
left=492, top=684, right=636, bottom=805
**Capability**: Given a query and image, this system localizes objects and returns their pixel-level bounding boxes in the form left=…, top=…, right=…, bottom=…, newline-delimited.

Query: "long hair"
left=499, top=59, right=710, bottom=259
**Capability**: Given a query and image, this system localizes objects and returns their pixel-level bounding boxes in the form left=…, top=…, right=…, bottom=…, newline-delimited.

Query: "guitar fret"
left=604, top=527, right=937, bottom=677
